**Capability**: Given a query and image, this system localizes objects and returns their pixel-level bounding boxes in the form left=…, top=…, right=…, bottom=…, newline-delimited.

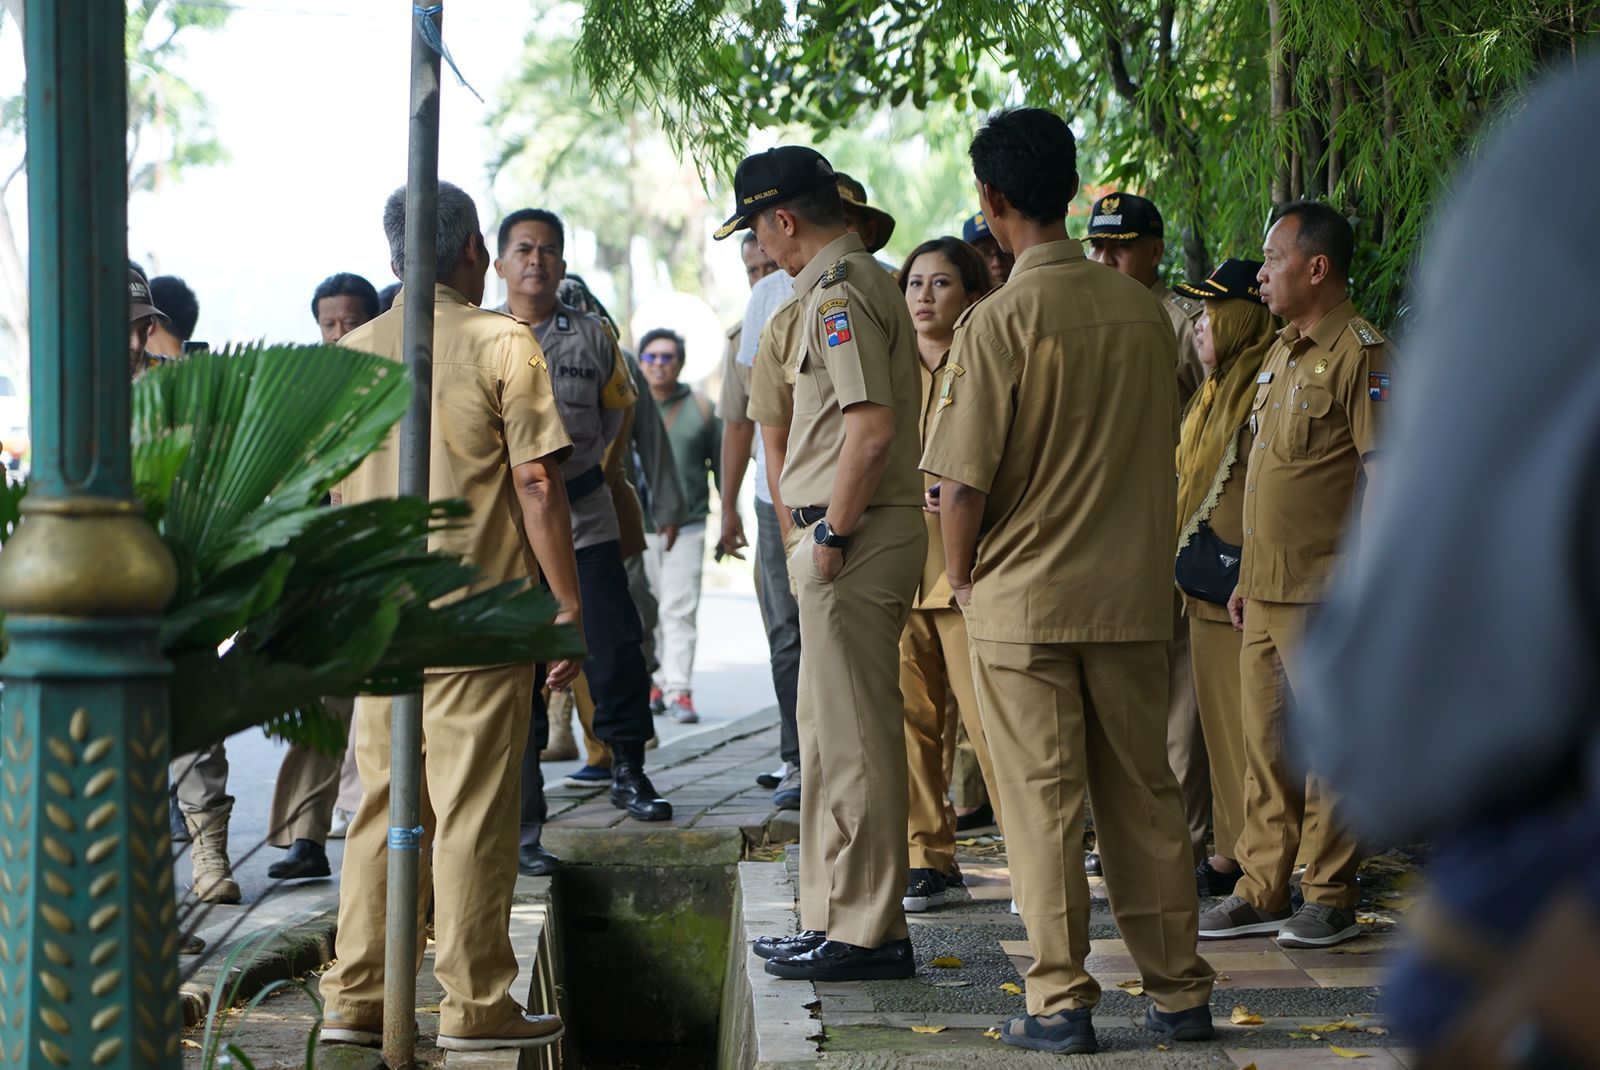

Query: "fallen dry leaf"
left=1289, top=1031, right=1320, bottom=1040
left=415, top=1004, right=442, bottom=1013
left=999, top=982, right=1023, bottom=995
left=1116, top=981, right=1145, bottom=996
left=1355, top=914, right=1382, bottom=925
left=1116, top=978, right=1144, bottom=990
left=1216, top=973, right=1232, bottom=983
left=1328, top=1044, right=1371, bottom=1059
left=181, top=1040, right=202, bottom=1050
left=1157, top=1043, right=1169, bottom=1051
left=931, top=956, right=963, bottom=969
left=1365, top=1026, right=1389, bottom=1036
left=911, top=1025, right=947, bottom=1034
left=931, top=980, right=972, bottom=988
left=1230, top=1005, right=1265, bottom=1026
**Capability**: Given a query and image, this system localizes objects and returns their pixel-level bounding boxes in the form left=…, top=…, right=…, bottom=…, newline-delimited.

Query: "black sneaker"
left=1145, top=1002, right=1215, bottom=1041
left=902, top=868, right=952, bottom=913
left=1196, top=860, right=1242, bottom=897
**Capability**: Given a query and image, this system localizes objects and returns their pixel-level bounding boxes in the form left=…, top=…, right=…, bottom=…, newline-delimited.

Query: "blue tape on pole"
left=388, top=825, right=427, bottom=851
left=413, top=4, right=485, bottom=103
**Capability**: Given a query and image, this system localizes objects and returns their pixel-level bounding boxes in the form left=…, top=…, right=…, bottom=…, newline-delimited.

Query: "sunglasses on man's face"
left=640, top=351, right=679, bottom=365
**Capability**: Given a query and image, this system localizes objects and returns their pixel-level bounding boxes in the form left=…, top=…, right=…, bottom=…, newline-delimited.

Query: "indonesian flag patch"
left=824, top=309, right=852, bottom=348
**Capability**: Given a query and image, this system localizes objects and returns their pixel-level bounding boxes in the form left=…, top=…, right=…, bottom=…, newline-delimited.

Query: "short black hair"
left=498, top=208, right=565, bottom=256
left=637, top=327, right=686, bottom=365
left=766, top=183, right=844, bottom=230
left=150, top=276, right=199, bottom=341
left=740, top=231, right=760, bottom=250
left=310, top=272, right=380, bottom=322
left=377, top=283, right=400, bottom=314
left=1273, top=200, right=1354, bottom=281
left=968, top=108, right=1079, bottom=224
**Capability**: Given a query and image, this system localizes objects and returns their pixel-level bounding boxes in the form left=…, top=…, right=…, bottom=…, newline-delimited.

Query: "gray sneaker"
left=1197, top=894, right=1291, bottom=938
left=1276, top=903, right=1362, bottom=948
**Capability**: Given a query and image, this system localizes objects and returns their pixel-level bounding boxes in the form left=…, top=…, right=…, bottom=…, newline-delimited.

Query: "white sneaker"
left=327, top=808, right=353, bottom=839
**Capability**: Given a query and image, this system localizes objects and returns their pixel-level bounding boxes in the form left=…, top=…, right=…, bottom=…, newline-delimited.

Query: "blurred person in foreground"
left=1170, top=259, right=1276, bottom=898
left=320, top=182, right=577, bottom=1052
left=1294, top=56, right=1600, bottom=1068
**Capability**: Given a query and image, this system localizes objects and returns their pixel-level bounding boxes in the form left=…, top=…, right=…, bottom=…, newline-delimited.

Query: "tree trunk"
left=1328, top=73, right=1345, bottom=196
left=1267, top=0, right=1291, bottom=205
left=1182, top=227, right=1209, bottom=288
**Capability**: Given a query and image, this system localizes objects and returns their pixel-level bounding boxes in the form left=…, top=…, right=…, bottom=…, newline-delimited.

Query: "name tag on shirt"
left=1257, top=372, right=1274, bottom=384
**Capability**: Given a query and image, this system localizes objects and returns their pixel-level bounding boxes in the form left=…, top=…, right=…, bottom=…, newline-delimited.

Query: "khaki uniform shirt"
left=338, top=284, right=572, bottom=597
left=920, top=240, right=1179, bottom=644
left=1237, top=299, right=1391, bottom=604
left=746, top=297, right=802, bottom=430
left=914, top=353, right=954, bottom=611
left=499, top=300, right=637, bottom=551
left=779, top=232, right=923, bottom=511
left=1156, top=283, right=1206, bottom=410
left=717, top=323, right=750, bottom=421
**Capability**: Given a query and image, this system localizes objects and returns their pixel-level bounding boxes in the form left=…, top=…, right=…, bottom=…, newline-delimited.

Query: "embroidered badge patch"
left=1368, top=371, right=1390, bottom=401
left=824, top=309, right=852, bottom=348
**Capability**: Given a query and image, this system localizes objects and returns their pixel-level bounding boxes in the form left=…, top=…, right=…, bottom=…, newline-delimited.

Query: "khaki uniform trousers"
left=1233, top=599, right=1361, bottom=911
left=1167, top=602, right=1210, bottom=866
left=269, top=695, right=357, bottom=846
left=948, top=718, right=989, bottom=811
left=900, top=607, right=1003, bottom=873
left=791, top=506, right=924, bottom=948
left=970, top=637, right=1215, bottom=1016
left=1187, top=612, right=1247, bottom=860
left=320, top=665, right=534, bottom=1037
left=548, top=673, right=612, bottom=769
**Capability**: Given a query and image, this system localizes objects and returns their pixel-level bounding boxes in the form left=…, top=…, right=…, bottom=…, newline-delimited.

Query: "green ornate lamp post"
left=0, top=1, right=182, bottom=1067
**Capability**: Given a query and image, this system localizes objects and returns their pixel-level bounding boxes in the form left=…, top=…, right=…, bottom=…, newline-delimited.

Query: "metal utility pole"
left=0, top=0, right=181, bottom=1067
left=383, top=5, right=441, bottom=1067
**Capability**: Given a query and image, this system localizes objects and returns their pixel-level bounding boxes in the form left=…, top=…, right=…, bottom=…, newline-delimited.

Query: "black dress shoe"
left=764, top=938, right=914, bottom=981
left=610, top=760, right=673, bottom=822
left=267, top=838, right=330, bottom=880
left=955, top=802, right=995, bottom=832
left=752, top=930, right=825, bottom=960
left=518, top=844, right=560, bottom=877
left=1084, top=852, right=1102, bottom=876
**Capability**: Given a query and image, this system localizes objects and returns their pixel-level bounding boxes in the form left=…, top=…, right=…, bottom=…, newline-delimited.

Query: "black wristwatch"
left=813, top=519, right=850, bottom=548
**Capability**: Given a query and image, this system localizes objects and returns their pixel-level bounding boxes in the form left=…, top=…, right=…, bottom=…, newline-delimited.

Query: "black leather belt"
left=565, top=465, right=606, bottom=502
left=789, top=506, right=827, bottom=528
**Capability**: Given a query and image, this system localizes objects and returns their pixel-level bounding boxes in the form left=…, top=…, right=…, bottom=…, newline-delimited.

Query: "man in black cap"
left=1085, top=190, right=1212, bottom=873
left=128, top=267, right=171, bottom=378
left=963, top=211, right=1015, bottom=288
left=718, top=146, right=926, bottom=983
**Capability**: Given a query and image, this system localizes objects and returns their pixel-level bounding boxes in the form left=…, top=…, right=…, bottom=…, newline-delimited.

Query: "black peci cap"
left=714, top=146, right=838, bottom=241
left=1083, top=192, right=1163, bottom=241
left=1173, top=258, right=1265, bottom=304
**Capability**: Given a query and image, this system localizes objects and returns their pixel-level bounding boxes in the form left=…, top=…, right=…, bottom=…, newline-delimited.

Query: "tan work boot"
left=185, top=805, right=241, bottom=904
left=540, top=687, right=579, bottom=762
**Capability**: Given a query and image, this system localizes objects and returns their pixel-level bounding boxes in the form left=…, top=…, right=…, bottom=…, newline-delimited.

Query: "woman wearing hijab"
left=1172, top=259, right=1279, bottom=897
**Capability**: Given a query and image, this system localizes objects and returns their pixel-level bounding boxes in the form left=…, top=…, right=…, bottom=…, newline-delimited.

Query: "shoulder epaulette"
left=1167, top=292, right=1204, bottom=320
left=819, top=259, right=849, bottom=289
left=1348, top=316, right=1386, bottom=347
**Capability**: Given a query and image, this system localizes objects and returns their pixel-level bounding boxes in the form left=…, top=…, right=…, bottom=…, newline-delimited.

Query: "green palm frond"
left=124, top=344, right=583, bottom=756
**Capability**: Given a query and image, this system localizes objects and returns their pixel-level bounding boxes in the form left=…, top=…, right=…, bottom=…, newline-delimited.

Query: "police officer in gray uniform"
left=495, top=208, right=672, bottom=830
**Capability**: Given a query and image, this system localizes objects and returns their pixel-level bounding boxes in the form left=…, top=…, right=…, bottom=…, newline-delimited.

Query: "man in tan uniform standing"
left=922, top=109, right=1215, bottom=1055
left=320, top=182, right=580, bottom=1052
left=1199, top=200, right=1390, bottom=949
left=718, top=146, right=927, bottom=982
left=1085, top=190, right=1211, bottom=871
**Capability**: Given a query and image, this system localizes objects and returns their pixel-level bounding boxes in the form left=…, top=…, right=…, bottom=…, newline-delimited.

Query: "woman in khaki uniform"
left=895, top=236, right=1003, bottom=912
left=1172, top=259, right=1277, bottom=897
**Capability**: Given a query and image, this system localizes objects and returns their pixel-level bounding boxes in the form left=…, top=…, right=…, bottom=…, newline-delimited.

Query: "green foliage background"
left=570, top=0, right=1599, bottom=327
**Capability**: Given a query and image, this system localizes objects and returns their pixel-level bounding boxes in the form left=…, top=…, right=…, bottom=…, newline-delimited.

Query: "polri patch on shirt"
left=1368, top=371, right=1390, bottom=401
left=824, top=308, right=852, bottom=348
